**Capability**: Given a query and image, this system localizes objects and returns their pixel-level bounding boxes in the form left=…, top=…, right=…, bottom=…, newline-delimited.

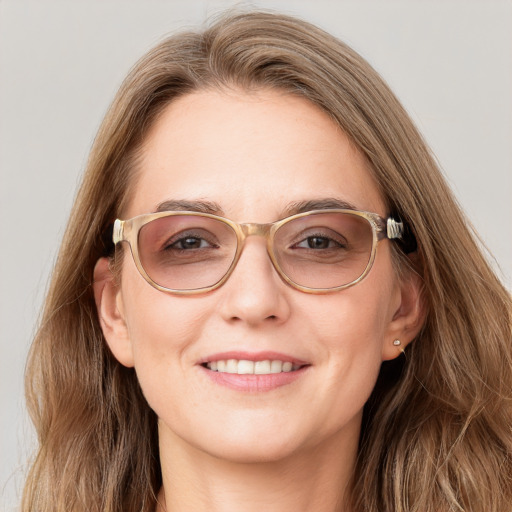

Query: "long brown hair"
left=23, top=11, right=512, bottom=512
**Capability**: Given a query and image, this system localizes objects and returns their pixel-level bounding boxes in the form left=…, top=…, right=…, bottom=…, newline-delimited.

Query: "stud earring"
left=393, top=339, right=405, bottom=354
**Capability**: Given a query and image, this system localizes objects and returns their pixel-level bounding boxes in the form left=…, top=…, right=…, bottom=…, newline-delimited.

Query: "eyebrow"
left=283, top=198, right=358, bottom=216
left=155, top=199, right=224, bottom=215
left=154, top=197, right=358, bottom=218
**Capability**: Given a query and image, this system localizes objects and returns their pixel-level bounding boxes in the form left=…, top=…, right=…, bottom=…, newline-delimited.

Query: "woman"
left=22, top=10, right=511, bottom=512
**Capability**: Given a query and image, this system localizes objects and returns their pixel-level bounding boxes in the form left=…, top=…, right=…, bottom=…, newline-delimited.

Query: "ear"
left=381, top=269, right=425, bottom=361
left=93, top=257, right=134, bottom=367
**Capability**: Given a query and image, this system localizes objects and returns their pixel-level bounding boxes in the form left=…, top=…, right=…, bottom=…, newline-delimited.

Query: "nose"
left=217, top=238, right=291, bottom=326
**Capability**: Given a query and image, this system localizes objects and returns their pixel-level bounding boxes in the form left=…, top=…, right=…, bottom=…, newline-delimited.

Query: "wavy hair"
left=23, top=10, right=512, bottom=512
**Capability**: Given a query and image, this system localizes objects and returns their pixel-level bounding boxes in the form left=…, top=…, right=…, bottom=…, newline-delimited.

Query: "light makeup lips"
left=199, top=352, right=310, bottom=375
left=205, top=359, right=302, bottom=374
left=198, top=352, right=310, bottom=391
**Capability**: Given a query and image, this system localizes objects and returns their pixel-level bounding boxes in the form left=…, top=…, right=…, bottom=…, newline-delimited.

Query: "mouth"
left=198, top=352, right=310, bottom=391
left=201, top=359, right=306, bottom=375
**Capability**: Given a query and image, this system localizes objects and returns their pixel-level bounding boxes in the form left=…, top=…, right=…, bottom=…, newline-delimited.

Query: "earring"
left=393, top=339, right=405, bottom=354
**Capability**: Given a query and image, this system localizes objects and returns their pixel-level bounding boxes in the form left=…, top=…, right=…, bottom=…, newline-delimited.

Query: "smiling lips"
left=200, top=353, right=309, bottom=391
left=205, top=359, right=302, bottom=374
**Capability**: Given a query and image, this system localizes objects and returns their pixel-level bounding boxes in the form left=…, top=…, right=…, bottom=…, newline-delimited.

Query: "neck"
left=156, top=422, right=359, bottom=512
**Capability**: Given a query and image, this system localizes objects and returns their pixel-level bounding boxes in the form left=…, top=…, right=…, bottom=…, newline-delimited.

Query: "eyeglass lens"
left=137, top=212, right=374, bottom=291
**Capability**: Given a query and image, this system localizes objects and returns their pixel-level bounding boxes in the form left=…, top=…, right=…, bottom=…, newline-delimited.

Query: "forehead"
left=127, top=89, right=385, bottom=220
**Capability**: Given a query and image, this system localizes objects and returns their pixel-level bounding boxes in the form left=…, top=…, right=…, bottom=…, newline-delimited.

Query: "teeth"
left=226, top=359, right=238, bottom=373
left=237, top=360, right=254, bottom=374
left=254, top=360, right=270, bottom=374
left=282, top=362, right=293, bottom=372
left=206, top=359, right=302, bottom=375
left=270, top=360, right=282, bottom=374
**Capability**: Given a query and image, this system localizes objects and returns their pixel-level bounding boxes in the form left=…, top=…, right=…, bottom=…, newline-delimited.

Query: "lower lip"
left=199, top=365, right=309, bottom=392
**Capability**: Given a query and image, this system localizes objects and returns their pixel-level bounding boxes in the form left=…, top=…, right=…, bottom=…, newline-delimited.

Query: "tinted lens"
left=138, top=215, right=237, bottom=290
left=273, top=212, right=374, bottom=289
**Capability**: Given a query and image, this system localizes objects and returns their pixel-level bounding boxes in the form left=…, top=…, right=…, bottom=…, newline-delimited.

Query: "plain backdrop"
left=1, top=1, right=511, bottom=509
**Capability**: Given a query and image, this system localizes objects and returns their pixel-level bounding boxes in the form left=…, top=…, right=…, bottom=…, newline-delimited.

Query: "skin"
left=94, top=89, right=423, bottom=511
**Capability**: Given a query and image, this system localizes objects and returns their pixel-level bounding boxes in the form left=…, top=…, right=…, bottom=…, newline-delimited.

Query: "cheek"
left=308, top=294, right=387, bottom=400
left=303, top=260, right=397, bottom=415
left=309, top=276, right=393, bottom=358
left=118, top=257, right=211, bottom=376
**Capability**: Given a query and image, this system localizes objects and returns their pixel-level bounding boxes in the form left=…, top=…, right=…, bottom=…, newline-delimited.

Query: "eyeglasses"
left=112, top=209, right=403, bottom=295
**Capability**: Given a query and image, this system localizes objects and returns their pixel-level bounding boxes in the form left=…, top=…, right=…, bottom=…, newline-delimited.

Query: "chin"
left=203, top=436, right=303, bottom=464
left=197, top=417, right=323, bottom=464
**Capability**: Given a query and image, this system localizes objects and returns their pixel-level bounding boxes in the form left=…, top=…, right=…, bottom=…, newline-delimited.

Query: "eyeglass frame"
left=112, top=208, right=404, bottom=295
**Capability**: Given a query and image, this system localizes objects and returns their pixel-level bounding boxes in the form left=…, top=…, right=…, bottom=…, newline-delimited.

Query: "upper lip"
left=198, top=351, right=310, bottom=366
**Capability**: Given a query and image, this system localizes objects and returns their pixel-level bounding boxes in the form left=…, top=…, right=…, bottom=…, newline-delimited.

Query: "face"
left=100, top=89, right=410, bottom=464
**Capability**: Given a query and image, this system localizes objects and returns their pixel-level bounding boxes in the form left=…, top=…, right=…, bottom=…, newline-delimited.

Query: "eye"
left=293, top=232, right=347, bottom=251
left=168, top=236, right=212, bottom=250
left=161, top=229, right=219, bottom=252
left=295, top=236, right=341, bottom=250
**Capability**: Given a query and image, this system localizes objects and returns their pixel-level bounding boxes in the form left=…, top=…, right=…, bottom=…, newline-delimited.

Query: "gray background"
left=1, top=1, right=511, bottom=509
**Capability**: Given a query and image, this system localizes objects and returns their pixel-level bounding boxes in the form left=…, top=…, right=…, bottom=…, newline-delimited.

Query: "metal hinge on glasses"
left=113, top=219, right=124, bottom=245
left=386, top=218, right=403, bottom=239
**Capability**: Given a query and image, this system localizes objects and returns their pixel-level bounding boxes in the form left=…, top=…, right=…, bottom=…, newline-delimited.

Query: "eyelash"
left=291, top=230, right=348, bottom=250
left=294, top=236, right=343, bottom=250
left=163, top=231, right=218, bottom=251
